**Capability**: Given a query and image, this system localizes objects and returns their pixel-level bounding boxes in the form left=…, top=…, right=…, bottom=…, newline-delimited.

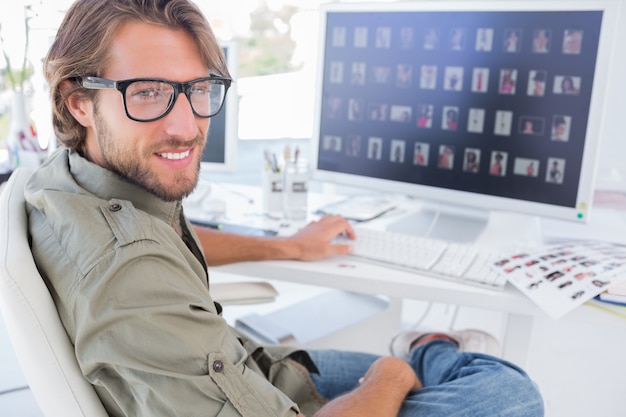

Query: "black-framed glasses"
left=81, top=75, right=231, bottom=122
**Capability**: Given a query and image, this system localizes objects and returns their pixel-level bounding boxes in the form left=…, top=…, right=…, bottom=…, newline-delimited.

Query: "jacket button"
left=212, top=360, right=224, bottom=373
left=109, top=203, right=122, bottom=212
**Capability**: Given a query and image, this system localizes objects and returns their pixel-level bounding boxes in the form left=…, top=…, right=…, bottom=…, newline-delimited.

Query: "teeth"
left=159, top=150, right=190, bottom=160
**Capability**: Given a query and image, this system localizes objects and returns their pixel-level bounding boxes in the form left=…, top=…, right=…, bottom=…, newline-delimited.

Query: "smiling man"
left=73, top=22, right=219, bottom=201
left=24, top=1, right=544, bottom=416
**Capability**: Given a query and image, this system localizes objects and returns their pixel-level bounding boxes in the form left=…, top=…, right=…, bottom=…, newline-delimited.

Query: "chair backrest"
left=0, top=167, right=108, bottom=417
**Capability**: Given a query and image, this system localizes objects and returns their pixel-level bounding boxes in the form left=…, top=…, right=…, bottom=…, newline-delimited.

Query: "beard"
left=93, top=108, right=205, bottom=202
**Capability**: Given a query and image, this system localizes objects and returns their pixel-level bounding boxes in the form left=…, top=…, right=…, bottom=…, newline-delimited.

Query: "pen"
left=272, top=153, right=279, bottom=173
left=264, top=148, right=274, bottom=172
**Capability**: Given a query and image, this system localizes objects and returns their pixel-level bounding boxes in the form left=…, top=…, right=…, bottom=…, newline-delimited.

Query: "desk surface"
left=186, top=180, right=626, bottom=326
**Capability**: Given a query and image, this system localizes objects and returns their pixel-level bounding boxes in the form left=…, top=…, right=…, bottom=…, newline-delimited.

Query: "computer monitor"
left=312, top=1, right=620, bottom=242
left=201, top=41, right=238, bottom=172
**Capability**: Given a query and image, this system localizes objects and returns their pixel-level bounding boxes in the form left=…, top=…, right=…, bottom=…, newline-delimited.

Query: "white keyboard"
left=344, top=228, right=508, bottom=290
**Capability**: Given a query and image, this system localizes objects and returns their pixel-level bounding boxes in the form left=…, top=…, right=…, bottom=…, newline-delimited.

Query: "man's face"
left=82, top=22, right=210, bottom=201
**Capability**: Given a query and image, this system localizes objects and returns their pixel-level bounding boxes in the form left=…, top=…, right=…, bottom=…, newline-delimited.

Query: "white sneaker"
left=390, top=329, right=501, bottom=360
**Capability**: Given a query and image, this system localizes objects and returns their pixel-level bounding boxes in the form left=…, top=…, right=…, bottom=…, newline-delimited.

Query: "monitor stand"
left=385, top=202, right=490, bottom=243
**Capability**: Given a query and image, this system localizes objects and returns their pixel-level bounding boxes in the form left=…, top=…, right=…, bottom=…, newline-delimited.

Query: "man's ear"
left=61, top=80, right=94, bottom=128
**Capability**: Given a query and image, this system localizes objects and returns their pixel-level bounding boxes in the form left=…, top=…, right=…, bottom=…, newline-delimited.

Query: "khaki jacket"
left=25, top=149, right=326, bottom=417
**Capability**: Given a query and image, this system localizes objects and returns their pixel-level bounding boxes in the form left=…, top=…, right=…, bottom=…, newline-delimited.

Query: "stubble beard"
left=93, top=111, right=205, bottom=201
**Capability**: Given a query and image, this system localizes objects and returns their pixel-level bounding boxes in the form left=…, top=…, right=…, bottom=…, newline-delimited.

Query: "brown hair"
left=44, top=0, right=229, bottom=150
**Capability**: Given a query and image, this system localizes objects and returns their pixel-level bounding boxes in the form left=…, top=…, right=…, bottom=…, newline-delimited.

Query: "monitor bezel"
left=311, top=0, right=620, bottom=224
left=200, top=40, right=239, bottom=173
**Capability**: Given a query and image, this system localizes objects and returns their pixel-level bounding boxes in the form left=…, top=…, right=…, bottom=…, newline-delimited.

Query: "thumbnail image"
left=463, top=148, right=481, bottom=173
left=532, top=29, right=551, bottom=53
left=400, top=27, right=414, bottom=49
left=390, top=105, right=412, bottom=123
left=494, top=111, right=513, bottom=136
left=503, top=28, right=522, bottom=52
left=475, top=28, right=494, bottom=51
left=368, top=103, right=389, bottom=121
left=417, top=104, right=433, bottom=128
left=351, top=62, right=366, bottom=85
left=513, top=157, right=540, bottom=177
left=553, top=76, right=581, bottom=95
left=424, top=28, right=439, bottom=50
left=519, top=116, right=545, bottom=136
left=449, top=27, right=466, bottom=51
left=490, top=151, right=508, bottom=176
left=396, top=64, right=413, bottom=87
left=438, top=145, right=455, bottom=169
left=390, top=139, right=406, bottom=163
left=323, top=135, right=342, bottom=152
left=329, top=62, right=344, bottom=84
left=527, top=70, right=547, bottom=96
left=444, top=66, right=464, bottom=91
left=332, top=26, right=346, bottom=47
left=562, top=29, right=583, bottom=54
left=442, top=106, right=459, bottom=131
left=467, top=108, right=485, bottom=133
left=376, top=26, right=392, bottom=48
left=551, top=115, right=571, bottom=142
left=471, top=67, right=489, bottom=93
left=414, top=142, right=430, bottom=166
left=354, top=26, right=368, bottom=48
left=420, top=65, right=438, bottom=89
left=546, top=158, right=566, bottom=184
left=367, top=137, right=383, bottom=160
left=499, top=69, right=517, bottom=95
left=346, top=134, right=361, bottom=157
left=348, top=98, right=364, bottom=121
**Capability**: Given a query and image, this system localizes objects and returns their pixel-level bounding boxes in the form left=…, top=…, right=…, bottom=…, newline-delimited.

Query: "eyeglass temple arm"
left=81, top=76, right=117, bottom=89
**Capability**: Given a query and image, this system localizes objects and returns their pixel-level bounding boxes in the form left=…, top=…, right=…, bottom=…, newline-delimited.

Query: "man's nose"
left=163, top=93, right=198, bottom=138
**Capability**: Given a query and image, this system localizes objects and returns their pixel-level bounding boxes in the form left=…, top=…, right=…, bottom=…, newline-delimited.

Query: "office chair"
left=0, top=167, right=278, bottom=416
left=0, top=167, right=108, bottom=417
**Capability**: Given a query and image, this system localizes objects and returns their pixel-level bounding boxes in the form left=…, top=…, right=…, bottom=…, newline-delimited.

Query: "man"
left=26, top=1, right=544, bottom=416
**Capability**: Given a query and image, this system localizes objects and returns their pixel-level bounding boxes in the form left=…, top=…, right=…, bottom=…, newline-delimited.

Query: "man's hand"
left=288, top=215, right=356, bottom=261
left=360, top=356, right=422, bottom=392
left=298, top=357, right=422, bottom=417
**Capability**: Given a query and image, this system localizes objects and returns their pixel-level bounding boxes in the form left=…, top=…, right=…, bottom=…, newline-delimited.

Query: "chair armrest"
left=211, top=281, right=278, bottom=305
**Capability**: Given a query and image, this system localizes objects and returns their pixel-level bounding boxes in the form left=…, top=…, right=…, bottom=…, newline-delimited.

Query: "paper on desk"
left=491, top=241, right=626, bottom=319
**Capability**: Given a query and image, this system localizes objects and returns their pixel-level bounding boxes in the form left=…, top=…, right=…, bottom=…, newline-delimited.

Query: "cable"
left=447, top=304, right=461, bottom=331
left=408, top=301, right=433, bottom=330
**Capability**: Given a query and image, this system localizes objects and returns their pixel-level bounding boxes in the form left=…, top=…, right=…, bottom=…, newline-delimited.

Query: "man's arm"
left=193, top=215, right=355, bottom=266
left=301, top=357, right=422, bottom=417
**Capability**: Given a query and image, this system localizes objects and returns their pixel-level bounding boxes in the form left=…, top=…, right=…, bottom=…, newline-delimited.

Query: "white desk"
left=185, top=182, right=626, bottom=366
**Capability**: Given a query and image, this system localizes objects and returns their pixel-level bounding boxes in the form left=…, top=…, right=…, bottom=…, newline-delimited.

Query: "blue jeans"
left=307, top=340, right=544, bottom=416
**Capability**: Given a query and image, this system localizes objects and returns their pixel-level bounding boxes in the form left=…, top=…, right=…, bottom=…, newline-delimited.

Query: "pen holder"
left=262, top=169, right=284, bottom=215
left=283, top=159, right=309, bottom=220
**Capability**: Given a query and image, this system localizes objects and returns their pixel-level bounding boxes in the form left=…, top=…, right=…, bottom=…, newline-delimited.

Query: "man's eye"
left=135, top=88, right=159, bottom=98
left=128, top=82, right=170, bottom=101
left=190, top=86, right=210, bottom=95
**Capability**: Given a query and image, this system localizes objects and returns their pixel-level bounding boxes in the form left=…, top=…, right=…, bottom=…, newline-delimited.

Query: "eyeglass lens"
left=124, top=79, right=226, bottom=121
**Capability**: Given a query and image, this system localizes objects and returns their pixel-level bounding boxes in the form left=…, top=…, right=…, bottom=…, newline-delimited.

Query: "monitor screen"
left=201, top=41, right=238, bottom=172
left=312, top=1, right=619, bottom=237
